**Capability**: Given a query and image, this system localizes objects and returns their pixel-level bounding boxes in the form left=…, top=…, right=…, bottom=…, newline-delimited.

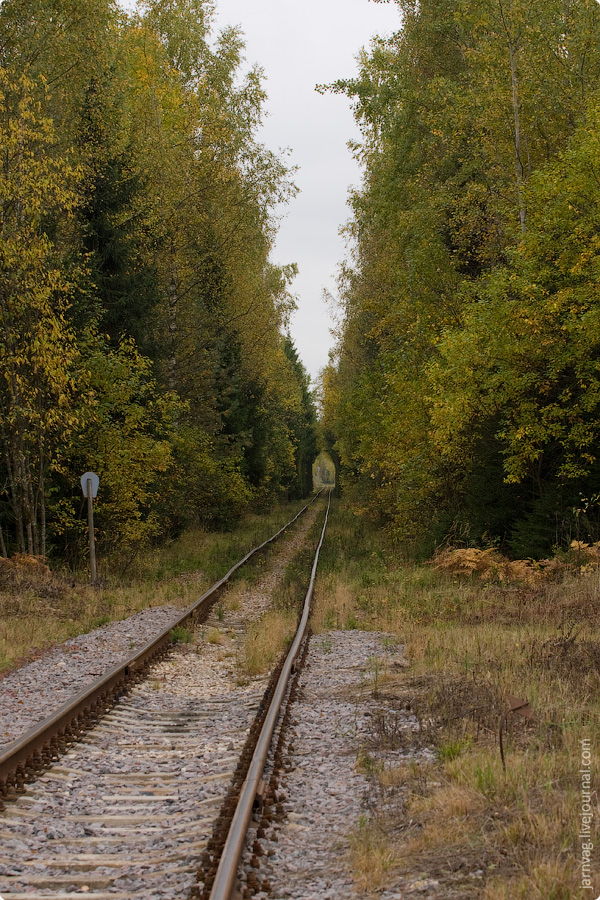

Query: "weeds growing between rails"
left=315, top=499, right=600, bottom=899
left=0, top=498, right=309, bottom=673
left=239, top=511, right=325, bottom=678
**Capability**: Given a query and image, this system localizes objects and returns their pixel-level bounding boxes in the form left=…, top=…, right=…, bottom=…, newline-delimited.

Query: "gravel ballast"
left=0, top=502, right=319, bottom=751
left=0, top=503, right=324, bottom=899
left=240, top=629, right=435, bottom=900
left=0, top=606, right=183, bottom=749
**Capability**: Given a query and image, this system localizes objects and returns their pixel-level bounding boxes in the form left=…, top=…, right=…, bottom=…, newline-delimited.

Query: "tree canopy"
left=322, top=0, right=600, bottom=556
left=0, top=0, right=317, bottom=563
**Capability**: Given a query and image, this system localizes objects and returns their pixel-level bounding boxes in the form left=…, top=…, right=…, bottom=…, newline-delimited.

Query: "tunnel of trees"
left=0, top=0, right=317, bottom=563
left=312, top=451, right=336, bottom=490
left=322, top=0, right=600, bottom=558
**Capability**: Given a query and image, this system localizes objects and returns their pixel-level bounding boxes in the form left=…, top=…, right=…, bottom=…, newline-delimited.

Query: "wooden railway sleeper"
left=196, top=493, right=331, bottom=900
left=15, top=764, right=26, bottom=792
left=3, top=774, right=16, bottom=801
left=0, top=493, right=321, bottom=849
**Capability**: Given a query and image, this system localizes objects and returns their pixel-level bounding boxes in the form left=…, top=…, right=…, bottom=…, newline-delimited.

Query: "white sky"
left=121, top=0, right=402, bottom=381
left=211, top=0, right=401, bottom=382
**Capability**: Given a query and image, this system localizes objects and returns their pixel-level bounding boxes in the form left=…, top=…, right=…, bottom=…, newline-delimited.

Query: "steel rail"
left=0, top=491, right=322, bottom=801
left=208, top=489, right=332, bottom=900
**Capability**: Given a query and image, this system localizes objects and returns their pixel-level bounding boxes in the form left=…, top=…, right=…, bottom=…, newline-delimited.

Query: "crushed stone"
left=240, top=630, right=435, bottom=900
left=0, top=606, right=183, bottom=748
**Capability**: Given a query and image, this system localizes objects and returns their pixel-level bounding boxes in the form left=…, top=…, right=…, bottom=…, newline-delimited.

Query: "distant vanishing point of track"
left=0, top=491, right=331, bottom=900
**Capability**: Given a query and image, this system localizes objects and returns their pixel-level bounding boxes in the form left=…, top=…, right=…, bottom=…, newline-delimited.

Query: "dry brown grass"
left=0, top=500, right=310, bottom=674
left=395, top=745, right=585, bottom=897
left=363, top=622, right=599, bottom=896
left=0, top=575, right=200, bottom=674
left=224, top=580, right=245, bottom=612
left=433, top=540, right=600, bottom=584
left=317, top=501, right=600, bottom=898
left=205, top=627, right=225, bottom=645
left=311, top=573, right=357, bottom=632
left=240, top=609, right=296, bottom=676
left=482, top=858, right=580, bottom=900
left=432, top=546, right=544, bottom=584
left=348, top=818, right=397, bottom=891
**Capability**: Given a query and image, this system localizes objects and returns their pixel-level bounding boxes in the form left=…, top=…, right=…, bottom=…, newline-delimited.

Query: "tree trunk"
left=168, top=263, right=179, bottom=393
left=4, top=442, right=25, bottom=553
left=509, top=41, right=526, bottom=233
left=36, top=423, right=45, bottom=556
left=26, top=455, right=39, bottom=555
left=26, top=522, right=34, bottom=555
left=39, top=457, right=46, bottom=559
left=18, top=452, right=35, bottom=555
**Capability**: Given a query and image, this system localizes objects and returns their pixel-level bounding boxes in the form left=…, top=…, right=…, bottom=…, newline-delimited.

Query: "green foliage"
left=76, top=338, right=179, bottom=556
left=74, top=73, right=160, bottom=352
left=323, top=0, right=600, bottom=557
left=0, top=0, right=314, bottom=565
left=431, top=98, right=600, bottom=552
left=170, top=624, right=194, bottom=644
left=0, top=67, right=83, bottom=556
left=283, top=336, right=318, bottom=498
left=167, top=423, right=251, bottom=529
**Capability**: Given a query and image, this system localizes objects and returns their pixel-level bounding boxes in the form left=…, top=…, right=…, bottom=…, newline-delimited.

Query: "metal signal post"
left=80, top=472, right=100, bottom=584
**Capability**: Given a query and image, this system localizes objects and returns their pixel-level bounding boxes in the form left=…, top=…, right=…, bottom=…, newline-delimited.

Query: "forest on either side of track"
left=0, top=0, right=318, bottom=567
left=321, top=0, right=600, bottom=560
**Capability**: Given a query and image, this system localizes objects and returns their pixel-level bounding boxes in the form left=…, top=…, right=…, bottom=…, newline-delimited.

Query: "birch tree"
left=0, top=70, right=81, bottom=555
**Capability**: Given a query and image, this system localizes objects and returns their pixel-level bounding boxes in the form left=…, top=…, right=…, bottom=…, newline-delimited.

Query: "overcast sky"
left=210, top=0, right=401, bottom=382
left=121, top=0, right=402, bottom=381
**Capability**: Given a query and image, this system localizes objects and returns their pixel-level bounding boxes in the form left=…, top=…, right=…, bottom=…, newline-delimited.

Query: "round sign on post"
left=80, top=472, right=100, bottom=584
left=80, top=471, right=99, bottom=498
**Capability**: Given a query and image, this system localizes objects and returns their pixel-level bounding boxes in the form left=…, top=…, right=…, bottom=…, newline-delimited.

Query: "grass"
left=315, top=498, right=600, bottom=899
left=170, top=625, right=194, bottom=644
left=205, top=626, right=225, bottom=645
left=271, top=529, right=324, bottom=613
left=238, top=509, right=327, bottom=678
left=349, top=816, right=396, bottom=891
left=0, top=498, right=309, bottom=673
left=240, top=608, right=297, bottom=676
left=223, top=578, right=247, bottom=613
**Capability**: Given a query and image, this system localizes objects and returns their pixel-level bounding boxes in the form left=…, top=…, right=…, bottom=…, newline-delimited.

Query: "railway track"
left=0, top=492, right=331, bottom=900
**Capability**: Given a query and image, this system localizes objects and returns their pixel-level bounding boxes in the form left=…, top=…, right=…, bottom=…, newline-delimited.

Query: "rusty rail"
left=207, top=489, right=332, bottom=900
left=0, top=492, right=322, bottom=804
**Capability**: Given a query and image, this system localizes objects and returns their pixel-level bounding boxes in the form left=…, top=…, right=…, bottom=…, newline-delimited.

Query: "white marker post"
left=80, top=472, right=100, bottom=584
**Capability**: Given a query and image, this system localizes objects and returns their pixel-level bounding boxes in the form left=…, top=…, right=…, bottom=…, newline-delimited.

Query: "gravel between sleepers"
left=0, top=501, right=325, bottom=900
left=240, top=629, right=437, bottom=900
left=0, top=605, right=183, bottom=749
left=0, top=502, right=323, bottom=752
